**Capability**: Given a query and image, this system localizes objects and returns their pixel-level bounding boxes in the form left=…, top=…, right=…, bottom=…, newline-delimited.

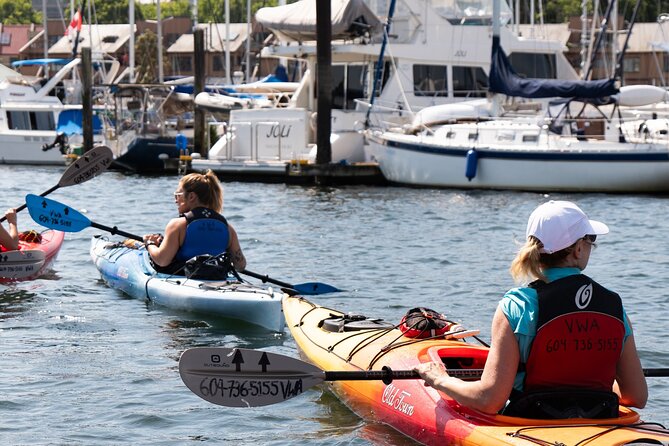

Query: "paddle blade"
left=292, top=282, right=341, bottom=295
left=179, top=347, right=325, bottom=407
left=0, top=249, right=46, bottom=281
left=25, top=194, right=92, bottom=232
left=58, top=145, right=114, bottom=187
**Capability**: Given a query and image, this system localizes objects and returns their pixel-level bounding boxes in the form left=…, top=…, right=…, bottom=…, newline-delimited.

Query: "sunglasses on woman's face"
left=583, top=234, right=597, bottom=245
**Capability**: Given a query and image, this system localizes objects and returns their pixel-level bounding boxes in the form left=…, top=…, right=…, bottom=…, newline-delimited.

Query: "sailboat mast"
left=42, top=0, right=48, bottom=61
left=129, top=0, right=135, bottom=82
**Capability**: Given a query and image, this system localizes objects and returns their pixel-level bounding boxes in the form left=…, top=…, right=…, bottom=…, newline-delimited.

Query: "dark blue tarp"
left=488, top=36, right=618, bottom=99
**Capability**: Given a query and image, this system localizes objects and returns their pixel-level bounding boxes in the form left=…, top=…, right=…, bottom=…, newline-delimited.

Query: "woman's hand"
left=414, top=361, right=449, bottom=388
left=4, top=208, right=17, bottom=225
left=143, top=233, right=163, bottom=247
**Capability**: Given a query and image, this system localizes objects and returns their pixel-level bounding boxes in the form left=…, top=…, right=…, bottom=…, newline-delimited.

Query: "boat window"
left=331, top=64, right=370, bottom=110
left=522, top=134, right=538, bottom=142
left=413, top=64, right=448, bottom=97
left=7, top=111, right=55, bottom=131
left=508, top=53, right=556, bottom=79
left=33, top=111, right=55, bottom=130
left=453, top=66, right=488, bottom=97
left=430, top=0, right=513, bottom=25
left=7, top=111, right=29, bottom=130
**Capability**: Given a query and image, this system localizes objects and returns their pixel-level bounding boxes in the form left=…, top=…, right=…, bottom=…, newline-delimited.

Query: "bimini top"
left=255, top=0, right=383, bottom=42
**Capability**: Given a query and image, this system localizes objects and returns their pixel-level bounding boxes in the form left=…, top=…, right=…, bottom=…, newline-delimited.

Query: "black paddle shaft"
left=324, top=367, right=484, bottom=384
left=90, top=222, right=143, bottom=241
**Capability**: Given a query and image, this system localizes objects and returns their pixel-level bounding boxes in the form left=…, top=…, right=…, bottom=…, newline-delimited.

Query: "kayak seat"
left=320, top=313, right=395, bottom=332
left=183, top=254, right=239, bottom=280
left=502, top=389, right=619, bottom=419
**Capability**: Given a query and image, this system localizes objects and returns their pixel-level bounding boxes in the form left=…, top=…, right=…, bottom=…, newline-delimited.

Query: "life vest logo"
left=575, top=283, right=593, bottom=309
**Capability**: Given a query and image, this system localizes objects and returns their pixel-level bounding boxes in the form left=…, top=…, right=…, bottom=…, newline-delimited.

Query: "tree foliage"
left=134, top=29, right=171, bottom=83
left=12, top=0, right=669, bottom=27
left=0, top=0, right=41, bottom=24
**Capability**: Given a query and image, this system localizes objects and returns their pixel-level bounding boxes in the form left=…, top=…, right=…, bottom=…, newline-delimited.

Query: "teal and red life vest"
left=523, top=274, right=625, bottom=392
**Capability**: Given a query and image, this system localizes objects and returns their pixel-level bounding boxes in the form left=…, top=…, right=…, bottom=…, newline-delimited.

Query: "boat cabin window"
left=331, top=63, right=374, bottom=110
left=508, top=53, right=556, bottom=79
left=7, top=110, right=55, bottom=131
left=453, top=66, right=488, bottom=97
left=413, top=64, right=448, bottom=97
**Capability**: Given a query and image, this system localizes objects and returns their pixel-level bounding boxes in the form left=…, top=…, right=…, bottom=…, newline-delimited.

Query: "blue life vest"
left=174, top=207, right=230, bottom=262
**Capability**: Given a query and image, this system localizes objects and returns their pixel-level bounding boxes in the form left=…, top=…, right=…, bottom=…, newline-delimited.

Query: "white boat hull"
left=366, top=131, right=669, bottom=193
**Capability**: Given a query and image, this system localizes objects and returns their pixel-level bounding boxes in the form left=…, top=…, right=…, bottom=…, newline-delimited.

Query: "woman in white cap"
left=415, top=200, right=648, bottom=418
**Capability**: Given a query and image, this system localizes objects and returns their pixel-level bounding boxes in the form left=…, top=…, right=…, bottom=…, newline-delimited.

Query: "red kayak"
left=0, top=230, right=65, bottom=282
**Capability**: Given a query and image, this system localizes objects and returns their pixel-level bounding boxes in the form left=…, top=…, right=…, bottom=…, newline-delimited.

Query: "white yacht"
left=191, top=0, right=579, bottom=177
left=0, top=58, right=109, bottom=165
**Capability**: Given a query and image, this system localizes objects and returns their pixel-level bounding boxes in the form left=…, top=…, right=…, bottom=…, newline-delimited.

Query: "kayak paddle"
left=25, top=194, right=142, bottom=241
left=178, top=347, right=481, bottom=408
left=25, top=196, right=340, bottom=295
left=179, top=347, right=669, bottom=408
left=239, top=269, right=340, bottom=295
left=0, top=145, right=113, bottom=223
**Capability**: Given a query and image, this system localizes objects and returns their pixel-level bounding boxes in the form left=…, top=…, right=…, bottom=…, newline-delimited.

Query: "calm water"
left=2, top=165, right=669, bottom=445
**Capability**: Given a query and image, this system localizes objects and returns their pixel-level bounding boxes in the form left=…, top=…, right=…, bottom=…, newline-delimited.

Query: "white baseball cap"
left=526, top=201, right=609, bottom=254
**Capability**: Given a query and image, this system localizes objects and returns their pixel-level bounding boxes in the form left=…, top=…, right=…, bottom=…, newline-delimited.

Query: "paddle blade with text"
left=25, top=194, right=92, bottom=232
left=179, top=347, right=325, bottom=407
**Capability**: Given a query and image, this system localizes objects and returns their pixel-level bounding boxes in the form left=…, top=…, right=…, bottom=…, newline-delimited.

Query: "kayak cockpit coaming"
left=296, top=299, right=488, bottom=372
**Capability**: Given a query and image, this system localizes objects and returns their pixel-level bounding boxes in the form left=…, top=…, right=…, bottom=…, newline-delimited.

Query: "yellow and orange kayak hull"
left=283, top=295, right=669, bottom=445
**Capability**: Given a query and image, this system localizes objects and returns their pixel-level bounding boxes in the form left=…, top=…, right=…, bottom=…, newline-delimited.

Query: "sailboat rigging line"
left=614, top=0, right=642, bottom=81
left=365, top=0, right=397, bottom=127
left=584, top=0, right=617, bottom=80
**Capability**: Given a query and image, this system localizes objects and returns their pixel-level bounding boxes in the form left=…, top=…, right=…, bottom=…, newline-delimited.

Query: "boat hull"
left=89, top=235, right=285, bottom=331
left=0, top=229, right=65, bottom=282
left=366, top=131, right=669, bottom=192
left=283, top=295, right=669, bottom=445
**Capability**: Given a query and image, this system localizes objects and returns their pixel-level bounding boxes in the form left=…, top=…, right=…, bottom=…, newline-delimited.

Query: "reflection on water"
left=0, top=288, right=38, bottom=320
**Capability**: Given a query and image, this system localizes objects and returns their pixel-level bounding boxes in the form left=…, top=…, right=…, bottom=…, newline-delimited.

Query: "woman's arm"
left=227, top=224, right=246, bottom=270
left=614, top=321, right=648, bottom=408
left=0, top=209, right=19, bottom=250
left=145, top=218, right=184, bottom=267
left=414, top=307, right=519, bottom=414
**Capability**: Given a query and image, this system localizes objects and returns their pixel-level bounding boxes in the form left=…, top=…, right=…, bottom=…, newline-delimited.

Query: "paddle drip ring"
left=399, top=307, right=456, bottom=339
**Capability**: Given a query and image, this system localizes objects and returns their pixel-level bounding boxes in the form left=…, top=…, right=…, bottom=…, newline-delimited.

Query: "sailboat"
left=364, top=0, right=669, bottom=193
left=191, top=0, right=581, bottom=178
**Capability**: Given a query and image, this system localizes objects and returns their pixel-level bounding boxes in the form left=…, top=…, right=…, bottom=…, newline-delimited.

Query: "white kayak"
left=89, top=235, right=286, bottom=332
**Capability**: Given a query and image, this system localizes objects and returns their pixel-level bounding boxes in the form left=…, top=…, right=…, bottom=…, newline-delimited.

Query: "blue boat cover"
left=56, top=109, right=103, bottom=135
left=11, top=58, right=72, bottom=67
left=488, top=36, right=619, bottom=99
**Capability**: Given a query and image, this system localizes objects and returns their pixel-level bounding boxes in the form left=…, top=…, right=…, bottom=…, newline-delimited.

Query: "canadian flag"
left=65, top=9, right=82, bottom=36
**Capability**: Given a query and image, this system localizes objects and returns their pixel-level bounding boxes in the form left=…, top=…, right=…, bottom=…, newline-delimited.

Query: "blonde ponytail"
left=509, top=236, right=545, bottom=284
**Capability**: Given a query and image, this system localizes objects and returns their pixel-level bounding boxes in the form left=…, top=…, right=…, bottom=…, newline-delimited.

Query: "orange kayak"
left=283, top=294, right=669, bottom=445
left=0, top=230, right=64, bottom=282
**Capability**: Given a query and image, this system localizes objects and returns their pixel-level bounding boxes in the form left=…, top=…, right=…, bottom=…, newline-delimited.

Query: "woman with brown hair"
left=143, top=170, right=246, bottom=274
